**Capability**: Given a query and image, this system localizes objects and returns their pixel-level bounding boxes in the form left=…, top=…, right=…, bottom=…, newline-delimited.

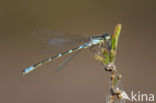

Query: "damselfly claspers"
left=22, top=27, right=114, bottom=75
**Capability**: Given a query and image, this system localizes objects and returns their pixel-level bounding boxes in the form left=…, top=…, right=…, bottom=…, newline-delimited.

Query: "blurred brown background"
left=0, top=0, right=155, bottom=103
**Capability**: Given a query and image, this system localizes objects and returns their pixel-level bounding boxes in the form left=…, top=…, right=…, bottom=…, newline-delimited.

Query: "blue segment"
left=22, top=66, right=34, bottom=74
left=68, top=50, right=72, bottom=53
left=58, top=54, right=62, bottom=57
left=79, top=43, right=89, bottom=49
left=79, top=45, right=83, bottom=49
left=84, top=42, right=89, bottom=46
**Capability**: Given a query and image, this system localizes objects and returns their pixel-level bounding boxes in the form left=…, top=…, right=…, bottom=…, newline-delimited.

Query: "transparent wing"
left=33, top=29, right=90, bottom=53
left=33, top=29, right=90, bottom=46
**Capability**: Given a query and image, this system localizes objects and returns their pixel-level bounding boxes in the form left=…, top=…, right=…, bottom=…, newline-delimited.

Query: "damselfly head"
left=102, top=33, right=111, bottom=40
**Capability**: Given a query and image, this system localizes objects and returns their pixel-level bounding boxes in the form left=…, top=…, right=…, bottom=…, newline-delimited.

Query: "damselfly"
left=22, top=25, right=119, bottom=75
